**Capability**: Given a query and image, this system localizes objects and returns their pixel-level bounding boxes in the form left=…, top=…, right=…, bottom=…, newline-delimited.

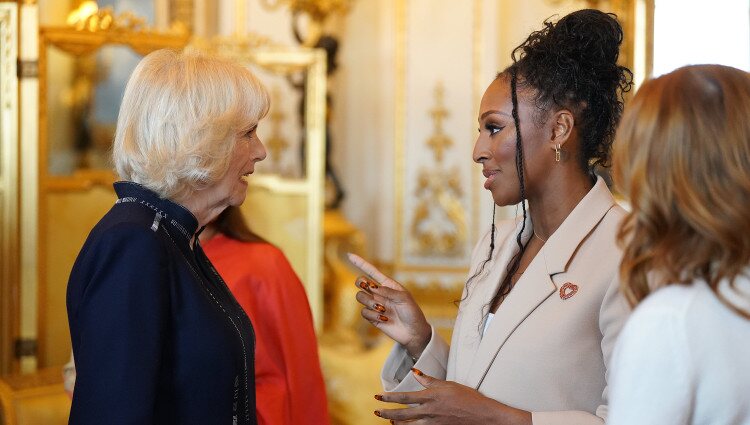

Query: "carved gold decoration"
left=67, top=1, right=144, bottom=32
left=260, top=0, right=353, bottom=21
left=320, top=210, right=367, bottom=340
left=259, top=0, right=354, bottom=46
left=265, top=86, right=292, bottom=174
left=426, top=83, right=451, bottom=162
left=0, top=2, right=19, bottom=375
left=169, top=0, right=194, bottom=33
left=44, top=10, right=188, bottom=58
left=409, top=82, right=467, bottom=257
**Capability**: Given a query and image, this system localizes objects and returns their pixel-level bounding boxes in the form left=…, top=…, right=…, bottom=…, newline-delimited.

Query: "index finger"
left=347, top=253, right=390, bottom=284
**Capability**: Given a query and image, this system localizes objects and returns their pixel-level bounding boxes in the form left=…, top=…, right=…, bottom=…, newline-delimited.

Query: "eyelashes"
left=478, top=123, right=504, bottom=135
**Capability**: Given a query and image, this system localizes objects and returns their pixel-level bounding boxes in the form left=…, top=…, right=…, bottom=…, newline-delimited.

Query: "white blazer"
left=382, top=178, right=631, bottom=425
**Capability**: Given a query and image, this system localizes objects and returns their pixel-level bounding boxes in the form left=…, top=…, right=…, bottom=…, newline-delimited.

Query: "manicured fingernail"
left=411, top=367, right=424, bottom=376
left=374, top=394, right=383, bottom=401
left=379, top=314, right=389, bottom=322
left=374, top=410, right=382, bottom=417
left=356, top=276, right=367, bottom=289
left=374, top=303, right=386, bottom=313
left=369, top=281, right=379, bottom=289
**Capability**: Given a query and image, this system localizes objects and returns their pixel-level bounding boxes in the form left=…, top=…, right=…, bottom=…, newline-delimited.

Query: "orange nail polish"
left=411, top=367, right=424, bottom=376
left=369, top=281, right=379, bottom=289
left=374, top=410, right=382, bottom=417
left=374, top=303, right=386, bottom=313
left=379, top=314, right=389, bottom=322
left=374, top=394, right=383, bottom=401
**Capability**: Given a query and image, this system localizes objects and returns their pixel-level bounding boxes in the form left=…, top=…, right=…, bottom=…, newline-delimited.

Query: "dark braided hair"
left=465, top=9, right=633, bottom=313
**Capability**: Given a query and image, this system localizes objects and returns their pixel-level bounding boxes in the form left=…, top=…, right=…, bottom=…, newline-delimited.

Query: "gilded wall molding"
left=394, top=0, right=482, bottom=278
left=0, top=2, right=19, bottom=374
left=409, top=82, right=467, bottom=257
left=393, top=0, right=406, bottom=267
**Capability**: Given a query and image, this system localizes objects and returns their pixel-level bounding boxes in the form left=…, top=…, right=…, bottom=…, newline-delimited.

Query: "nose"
left=253, top=135, right=267, bottom=162
left=473, top=134, right=489, bottom=164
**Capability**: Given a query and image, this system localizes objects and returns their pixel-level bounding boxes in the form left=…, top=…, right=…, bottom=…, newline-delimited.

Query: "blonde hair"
left=614, top=64, right=750, bottom=318
left=113, top=48, right=269, bottom=200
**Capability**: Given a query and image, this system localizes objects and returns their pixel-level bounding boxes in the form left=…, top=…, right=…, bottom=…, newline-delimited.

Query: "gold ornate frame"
left=195, top=36, right=328, bottom=329
left=0, top=1, right=18, bottom=376
left=34, top=22, right=189, bottom=367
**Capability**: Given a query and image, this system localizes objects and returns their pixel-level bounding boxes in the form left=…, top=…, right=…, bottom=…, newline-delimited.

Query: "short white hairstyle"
left=113, top=48, right=269, bottom=200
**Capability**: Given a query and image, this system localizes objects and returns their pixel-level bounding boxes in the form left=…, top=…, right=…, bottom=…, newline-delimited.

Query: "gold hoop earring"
left=554, top=144, right=561, bottom=162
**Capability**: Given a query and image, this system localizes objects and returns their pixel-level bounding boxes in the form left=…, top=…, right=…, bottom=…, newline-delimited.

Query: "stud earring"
left=554, top=144, right=561, bottom=162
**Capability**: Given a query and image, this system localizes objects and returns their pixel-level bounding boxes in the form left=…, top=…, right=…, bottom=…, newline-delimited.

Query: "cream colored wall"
left=221, top=0, right=592, bottom=274
left=335, top=0, right=588, bottom=275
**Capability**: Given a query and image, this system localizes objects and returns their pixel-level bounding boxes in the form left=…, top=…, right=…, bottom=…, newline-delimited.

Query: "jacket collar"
left=113, top=181, right=199, bottom=242
left=541, top=176, right=617, bottom=277
left=457, top=176, right=617, bottom=388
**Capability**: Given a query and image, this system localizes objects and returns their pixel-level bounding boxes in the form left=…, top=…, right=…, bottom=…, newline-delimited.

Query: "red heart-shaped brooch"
left=559, top=282, right=578, bottom=300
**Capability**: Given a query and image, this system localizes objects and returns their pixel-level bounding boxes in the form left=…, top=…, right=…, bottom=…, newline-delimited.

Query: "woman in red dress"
left=200, top=206, right=330, bottom=425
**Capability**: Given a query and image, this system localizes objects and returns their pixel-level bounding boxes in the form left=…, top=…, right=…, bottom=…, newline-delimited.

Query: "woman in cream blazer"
left=350, top=10, right=632, bottom=425
left=376, top=177, right=629, bottom=424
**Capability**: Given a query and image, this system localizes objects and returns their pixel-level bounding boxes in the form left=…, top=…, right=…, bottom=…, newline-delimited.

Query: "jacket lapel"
left=543, top=177, right=616, bottom=276
left=463, top=177, right=616, bottom=389
left=453, top=218, right=529, bottom=384
left=465, top=254, right=555, bottom=388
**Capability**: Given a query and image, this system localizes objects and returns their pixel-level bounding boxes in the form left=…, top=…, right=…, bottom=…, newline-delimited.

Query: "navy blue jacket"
left=67, top=182, right=257, bottom=425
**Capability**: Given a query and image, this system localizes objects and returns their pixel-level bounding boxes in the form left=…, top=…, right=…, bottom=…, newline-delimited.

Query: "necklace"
left=533, top=229, right=547, bottom=243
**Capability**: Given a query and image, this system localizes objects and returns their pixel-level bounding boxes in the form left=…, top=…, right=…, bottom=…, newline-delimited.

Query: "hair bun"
left=508, top=8, right=633, bottom=171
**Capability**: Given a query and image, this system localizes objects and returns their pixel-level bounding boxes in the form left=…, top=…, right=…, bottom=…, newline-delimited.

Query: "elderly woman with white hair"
left=66, top=49, right=268, bottom=425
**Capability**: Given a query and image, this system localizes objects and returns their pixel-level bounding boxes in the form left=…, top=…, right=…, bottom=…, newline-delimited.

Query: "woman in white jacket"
left=609, top=64, right=750, bottom=425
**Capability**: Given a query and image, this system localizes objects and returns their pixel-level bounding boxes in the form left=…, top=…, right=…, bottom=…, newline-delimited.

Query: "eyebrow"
left=480, top=110, right=511, bottom=120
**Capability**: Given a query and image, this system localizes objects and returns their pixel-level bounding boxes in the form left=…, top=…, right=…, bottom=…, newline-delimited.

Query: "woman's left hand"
left=374, top=370, right=531, bottom=425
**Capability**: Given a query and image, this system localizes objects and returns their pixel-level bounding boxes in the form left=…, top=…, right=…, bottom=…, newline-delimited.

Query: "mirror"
left=36, top=21, right=189, bottom=367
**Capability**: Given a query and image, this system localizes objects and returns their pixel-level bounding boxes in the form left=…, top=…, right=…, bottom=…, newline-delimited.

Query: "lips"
left=483, top=169, right=499, bottom=189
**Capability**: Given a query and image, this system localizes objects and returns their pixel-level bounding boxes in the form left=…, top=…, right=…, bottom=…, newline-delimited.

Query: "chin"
left=229, top=193, right=248, bottom=207
left=490, top=190, right=519, bottom=208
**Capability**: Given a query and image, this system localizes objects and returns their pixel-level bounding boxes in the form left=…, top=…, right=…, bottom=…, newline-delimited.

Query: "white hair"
left=113, top=48, right=269, bottom=200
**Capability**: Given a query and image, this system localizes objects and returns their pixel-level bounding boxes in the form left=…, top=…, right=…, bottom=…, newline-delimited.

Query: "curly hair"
left=467, top=10, right=633, bottom=311
left=614, top=65, right=750, bottom=319
left=510, top=8, right=633, bottom=171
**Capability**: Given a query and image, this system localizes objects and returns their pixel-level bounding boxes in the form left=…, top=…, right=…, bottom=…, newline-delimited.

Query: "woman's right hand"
left=348, top=253, right=432, bottom=358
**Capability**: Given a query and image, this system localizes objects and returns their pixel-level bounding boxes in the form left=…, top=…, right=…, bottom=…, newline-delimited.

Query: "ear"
left=548, top=109, right=575, bottom=149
